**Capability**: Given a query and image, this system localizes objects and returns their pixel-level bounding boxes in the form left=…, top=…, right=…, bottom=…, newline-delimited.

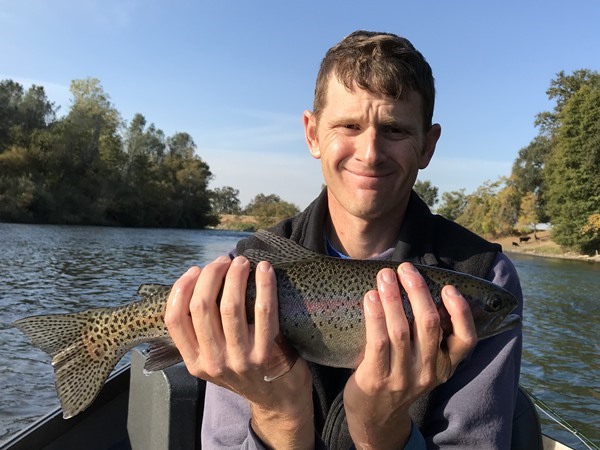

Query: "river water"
left=0, top=223, right=598, bottom=448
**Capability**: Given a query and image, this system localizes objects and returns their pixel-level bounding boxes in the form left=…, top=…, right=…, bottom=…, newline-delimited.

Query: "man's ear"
left=303, top=110, right=321, bottom=159
left=419, top=123, right=441, bottom=169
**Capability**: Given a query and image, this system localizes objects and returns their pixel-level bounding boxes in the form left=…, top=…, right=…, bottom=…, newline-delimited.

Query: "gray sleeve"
left=201, top=382, right=330, bottom=449
left=201, top=379, right=425, bottom=449
left=200, top=381, right=264, bottom=449
left=424, top=252, right=523, bottom=448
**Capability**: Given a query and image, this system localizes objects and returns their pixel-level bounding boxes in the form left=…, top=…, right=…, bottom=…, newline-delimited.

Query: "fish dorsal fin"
left=243, top=230, right=323, bottom=266
left=243, top=249, right=282, bottom=266
left=137, top=284, right=171, bottom=297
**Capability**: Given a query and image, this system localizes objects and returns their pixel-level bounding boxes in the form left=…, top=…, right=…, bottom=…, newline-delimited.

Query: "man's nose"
left=355, top=127, right=384, bottom=164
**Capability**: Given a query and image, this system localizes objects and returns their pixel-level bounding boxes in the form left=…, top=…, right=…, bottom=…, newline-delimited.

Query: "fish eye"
left=490, top=298, right=502, bottom=311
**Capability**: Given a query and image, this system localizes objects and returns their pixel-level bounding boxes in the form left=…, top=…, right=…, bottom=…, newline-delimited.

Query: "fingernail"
left=257, top=261, right=271, bottom=272
left=232, top=256, right=247, bottom=266
left=216, top=255, right=231, bottom=263
left=382, top=270, right=396, bottom=284
left=366, top=291, right=379, bottom=303
left=400, top=263, right=418, bottom=274
left=445, top=285, right=461, bottom=297
left=364, top=292, right=381, bottom=316
left=183, top=266, right=197, bottom=277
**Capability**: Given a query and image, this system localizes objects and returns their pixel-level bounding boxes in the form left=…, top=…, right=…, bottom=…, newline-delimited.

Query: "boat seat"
left=127, top=349, right=204, bottom=450
left=511, top=385, right=543, bottom=450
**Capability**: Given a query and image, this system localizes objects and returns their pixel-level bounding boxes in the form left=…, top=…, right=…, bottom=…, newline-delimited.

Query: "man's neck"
left=326, top=196, right=408, bottom=259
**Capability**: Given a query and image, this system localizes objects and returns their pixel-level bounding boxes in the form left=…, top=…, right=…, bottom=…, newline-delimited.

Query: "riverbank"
left=492, top=230, right=600, bottom=263
left=214, top=214, right=259, bottom=231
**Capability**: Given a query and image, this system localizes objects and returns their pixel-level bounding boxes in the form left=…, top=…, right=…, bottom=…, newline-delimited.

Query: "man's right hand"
left=165, top=256, right=315, bottom=449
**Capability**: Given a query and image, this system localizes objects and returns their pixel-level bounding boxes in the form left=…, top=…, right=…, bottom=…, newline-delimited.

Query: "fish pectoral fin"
left=263, top=334, right=299, bottom=382
left=144, top=338, right=183, bottom=373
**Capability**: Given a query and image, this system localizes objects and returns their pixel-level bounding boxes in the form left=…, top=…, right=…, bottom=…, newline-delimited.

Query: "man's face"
left=304, top=77, right=440, bottom=222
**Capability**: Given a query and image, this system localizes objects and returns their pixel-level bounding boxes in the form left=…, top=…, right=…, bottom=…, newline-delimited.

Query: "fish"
left=12, top=230, right=520, bottom=419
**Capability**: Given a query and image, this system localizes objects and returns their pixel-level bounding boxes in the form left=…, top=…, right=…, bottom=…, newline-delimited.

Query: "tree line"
left=0, top=78, right=218, bottom=228
left=419, top=69, right=600, bottom=255
left=2, top=71, right=598, bottom=253
left=0, top=78, right=300, bottom=230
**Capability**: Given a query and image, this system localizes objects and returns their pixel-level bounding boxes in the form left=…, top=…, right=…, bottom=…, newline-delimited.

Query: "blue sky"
left=2, top=1, right=598, bottom=209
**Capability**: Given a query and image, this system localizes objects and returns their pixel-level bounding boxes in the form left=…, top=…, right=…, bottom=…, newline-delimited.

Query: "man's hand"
left=343, top=262, right=477, bottom=449
left=165, top=256, right=314, bottom=449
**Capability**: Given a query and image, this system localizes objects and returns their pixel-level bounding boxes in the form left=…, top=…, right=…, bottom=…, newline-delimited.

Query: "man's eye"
left=382, top=126, right=411, bottom=139
left=342, top=124, right=359, bottom=130
left=382, top=125, right=405, bottom=134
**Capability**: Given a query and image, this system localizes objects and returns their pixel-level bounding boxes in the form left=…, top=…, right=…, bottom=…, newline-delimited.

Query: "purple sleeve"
left=424, top=252, right=523, bottom=449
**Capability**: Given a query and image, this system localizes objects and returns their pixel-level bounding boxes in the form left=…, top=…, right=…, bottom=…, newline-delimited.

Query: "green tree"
left=510, top=135, right=551, bottom=222
left=413, top=180, right=438, bottom=208
left=436, top=189, right=467, bottom=221
left=168, top=154, right=218, bottom=228
left=580, top=214, right=600, bottom=254
left=156, top=133, right=217, bottom=228
left=211, top=186, right=242, bottom=215
left=0, top=80, right=59, bottom=222
left=516, top=192, right=539, bottom=235
left=167, top=132, right=196, bottom=159
left=437, top=189, right=467, bottom=220
left=0, top=81, right=55, bottom=152
left=245, top=193, right=300, bottom=229
left=0, top=77, right=218, bottom=229
left=44, top=78, right=124, bottom=223
left=456, top=179, right=518, bottom=238
left=544, top=80, right=600, bottom=253
left=535, top=69, right=600, bottom=137
left=115, top=114, right=166, bottom=225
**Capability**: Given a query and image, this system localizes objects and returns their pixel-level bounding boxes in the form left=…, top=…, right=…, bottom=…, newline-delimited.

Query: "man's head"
left=313, top=30, right=435, bottom=131
left=303, top=31, right=441, bottom=229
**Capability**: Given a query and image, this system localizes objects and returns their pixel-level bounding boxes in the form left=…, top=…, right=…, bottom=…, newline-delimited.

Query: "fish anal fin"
left=263, top=333, right=299, bottom=382
left=144, top=338, right=183, bottom=373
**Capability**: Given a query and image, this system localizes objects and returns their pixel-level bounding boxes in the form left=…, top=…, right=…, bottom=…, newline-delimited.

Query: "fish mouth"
left=479, top=313, right=521, bottom=340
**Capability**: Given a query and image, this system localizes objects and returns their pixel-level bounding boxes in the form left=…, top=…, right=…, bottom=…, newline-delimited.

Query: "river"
left=0, top=223, right=598, bottom=448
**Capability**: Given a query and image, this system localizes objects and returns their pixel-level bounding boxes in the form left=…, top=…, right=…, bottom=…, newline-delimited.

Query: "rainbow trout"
left=13, top=230, right=520, bottom=419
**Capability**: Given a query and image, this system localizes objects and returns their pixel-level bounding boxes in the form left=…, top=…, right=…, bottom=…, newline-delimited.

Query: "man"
left=165, top=30, right=522, bottom=449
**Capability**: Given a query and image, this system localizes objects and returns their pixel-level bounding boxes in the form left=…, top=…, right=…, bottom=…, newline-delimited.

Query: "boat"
left=0, top=349, right=579, bottom=450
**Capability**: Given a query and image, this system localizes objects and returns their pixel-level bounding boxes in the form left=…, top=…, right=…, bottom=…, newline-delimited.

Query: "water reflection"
left=509, top=252, right=600, bottom=448
left=0, top=223, right=248, bottom=442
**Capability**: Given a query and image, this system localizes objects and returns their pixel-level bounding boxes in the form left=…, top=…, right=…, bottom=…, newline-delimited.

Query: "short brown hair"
left=313, top=30, right=435, bottom=129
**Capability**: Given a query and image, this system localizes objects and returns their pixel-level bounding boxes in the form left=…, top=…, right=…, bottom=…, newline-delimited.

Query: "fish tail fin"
left=13, top=309, right=126, bottom=419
